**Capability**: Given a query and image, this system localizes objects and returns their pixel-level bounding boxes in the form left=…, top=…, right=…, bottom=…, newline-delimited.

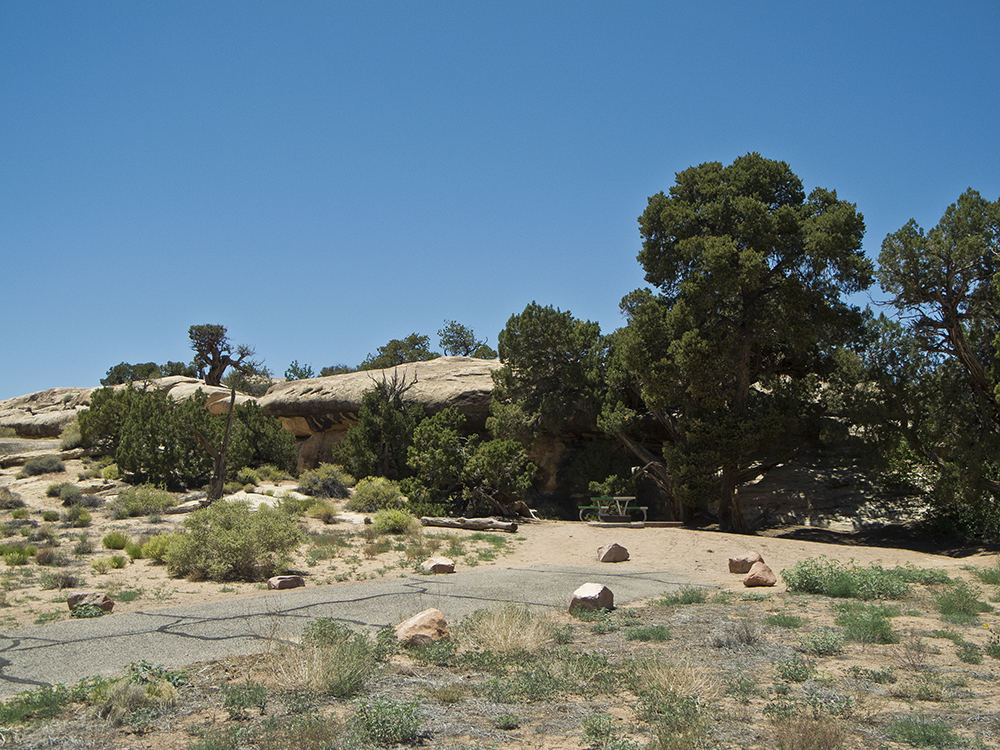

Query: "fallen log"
left=420, top=517, right=518, bottom=533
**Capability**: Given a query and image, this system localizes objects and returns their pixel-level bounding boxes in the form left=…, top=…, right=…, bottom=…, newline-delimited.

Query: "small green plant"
left=372, top=508, right=414, bottom=535
left=956, top=641, right=982, bottom=664
left=657, top=586, right=708, bottom=606
left=887, top=715, right=960, bottom=747
left=222, top=680, right=268, bottom=720
left=935, top=580, right=993, bottom=624
left=776, top=654, right=815, bottom=683
left=16, top=456, right=65, bottom=478
left=833, top=601, right=900, bottom=644
left=109, top=555, right=127, bottom=569
left=140, top=533, right=173, bottom=562
left=124, top=541, right=144, bottom=559
left=984, top=629, right=1000, bottom=660
left=300, top=619, right=377, bottom=697
left=298, top=463, right=354, bottom=499
left=846, top=664, right=896, bottom=683
left=10, top=508, right=27, bottom=519
left=64, top=505, right=92, bottom=528
left=969, top=558, right=1000, bottom=585
left=347, top=476, right=404, bottom=512
left=494, top=713, right=520, bottom=730
left=91, top=558, right=111, bottom=574
left=235, top=467, right=260, bottom=486
left=2, top=547, right=30, bottom=566
left=73, top=533, right=94, bottom=555
left=0, top=684, right=77, bottom=723
left=70, top=603, right=105, bottom=618
left=766, top=612, right=804, bottom=629
left=102, top=531, right=129, bottom=550
left=727, top=672, right=761, bottom=702
left=627, top=625, right=672, bottom=642
left=41, top=511, right=59, bottom=522
left=801, top=627, right=845, bottom=656
left=350, top=695, right=424, bottom=746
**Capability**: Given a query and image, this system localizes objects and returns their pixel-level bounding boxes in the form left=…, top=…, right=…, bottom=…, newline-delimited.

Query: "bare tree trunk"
left=191, top=387, right=238, bottom=502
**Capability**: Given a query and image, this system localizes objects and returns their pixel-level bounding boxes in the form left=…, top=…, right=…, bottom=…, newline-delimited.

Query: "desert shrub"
left=298, top=463, right=354, bottom=499
left=73, top=533, right=94, bottom=555
left=102, top=464, right=120, bottom=481
left=41, top=511, right=59, bottom=523
left=0, top=487, right=25, bottom=509
left=349, top=696, right=424, bottom=746
left=2, top=547, right=31, bottom=566
left=59, top=416, right=83, bottom=450
left=934, top=580, right=993, bottom=624
left=109, top=555, right=127, bottom=569
left=40, top=570, right=78, bottom=590
left=235, top=467, right=260, bottom=486
left=767, top=612, right=805, bottom=629
left=833, top=602, right=901, bottom=644
left=371, top=508, right=414, bottom=535
left=10, top=508, right=27, bottom=519
left=164, top=500, right=302, bottom=581
left=125, top=542, right=144, bottom=559
left=627, top=625, right=672, bottom=642
left=772, top=715, right=846, bottom=750
left=347, top=477, right=404, bottom=512
left=0, top=426, right=15, bottom=438
left=801, top=628, right=845, bottom=656
left=64, top=506, right=92, bottom=527
left=460, top=602, right=555, bottom=653
left=141, top=533, right=174, bottom=563
left=776, top=655, right=816, bottom=683
left=969, top=557, right=1000, bottom=585
left=109, top=485, right=176, bottom=519
left=47, top=482, right=71, bottom=498
left=34, top=546, right=67, bottom=566
left=102, top=531, right=129, bottom=550
left=781, top=557, right=909, bottom=600
left=887, top=715, right=960, bottom=748
left=300, top=619, right=377, bottom=697
left=16, top=456, right=65, bottom=478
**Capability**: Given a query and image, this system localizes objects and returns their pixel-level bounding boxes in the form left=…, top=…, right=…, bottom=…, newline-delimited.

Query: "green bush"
left=42, top=511, right=59, bottom=523
left=102, top=532, right=129, bottom=550
left=141, top=533, right=174, bottom=563
left=657, top=586, right=708, bottom=606
left=235, top=467, right=259, bottom=486
left=109, top=555, right=127, bottom=569
left=59, top=484, right=87, bottom=506
left=776, top=655, right=815, bottom=682
left=16, top=456, right=65, bottom=478
left=887, top=715, right=960, bottom=748
left=800, top=627, right=845, bottom=656
left=781, top=556, right=909, bottom=600
left=109, top=485, right=176, bottom=519
left=0, top=487, right=25, bottom=509
left=935, top=580, right=993, bottom=624
left=372, top=508, right=414, bottom=535
left=65, top=506, right=92, bottom=528
left=833, top=602, right=900, bottom=644
left=164, top=500, right=302, bottom=581
left=350, top=696, right=424, bottom=746
left=347, top=477, right=404, bottom=512
left=298, top=463, right=354, bottom=499
left=59, top=417, right=83, bottom=450
left=301, top=619, right=377, bottom=698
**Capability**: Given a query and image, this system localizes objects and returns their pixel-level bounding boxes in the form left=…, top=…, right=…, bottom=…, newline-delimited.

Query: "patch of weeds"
left=776, top=654, right=815, bottom=683
left=928, top=628, right=965, bottom=645
left=887, top=715, right=960, bottom=747
left=627, top=625, right=671, bottom=642
left=582, top=713, right=641, bottom=750
left=710, top=617, right=765, bottom=650
left=102, top=531, right=129, bottom=550
left=765, top=612, right=805, bottom=629
left=70, top=604, right=105, bottom=618
left=586, top=609, right=619, bottom=634
left=494, top=713, right=520, bottom=730
left=222, top=680, right=268, bottom=720
left=411, top=638, right=459, bottom=666
left=772, top=715, right=846, bottom=750
left=635, top=687, right=707, bottom=742
left=832, top=601, right=900, bottom=644
left=109, top=484, right=177, bottom=519
left=349, top=695, right=424, bottom=746
left=16, top=456, right=65, bottom=478
left=552, top=624, right=574, bottom=644
left=461, top=602, right=555, bottom=653
left=846, top=665, right=896, bottom=684
left=0, top=684, right=77, bottom=724
left=657, top=586, right=708, bottom=606
left=33, top=611, right=62, bottom=625
left=299, top=619, right=377, bottom=697
left=727, top=672, right=761, bottom=702
left=934, top=579, right=993, bottom=624
left=986, top=630, right=1000, bottom=659
left=425, top=683, right=465, bottom=703
left=800, top=628, right=845, bottom=656
left=956, top=641, right=982, bottom=664
left=116, top=588, right=143, bottom=603
left=969, top=558, right=1000, bottom=586
left=740, top=590, right=772, bottom=601
left=39, top=570, right=78, bottom=590
left=890, top=564, right=952, bottom=585
left=781, top=556, right=909, bottom=600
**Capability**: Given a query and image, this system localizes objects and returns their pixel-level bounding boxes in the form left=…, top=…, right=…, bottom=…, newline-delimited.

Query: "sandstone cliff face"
left=258, top=356, right=502, bottom=469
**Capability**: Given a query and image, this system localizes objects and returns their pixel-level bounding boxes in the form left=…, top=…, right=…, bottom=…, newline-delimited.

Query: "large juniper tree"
left=621, top=154, right=872, bottom=532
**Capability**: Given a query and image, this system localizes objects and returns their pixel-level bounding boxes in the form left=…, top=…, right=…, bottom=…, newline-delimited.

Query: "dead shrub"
left=772, top=715, right=847, bottom=750
left=459, top=602, right=555, bottom=653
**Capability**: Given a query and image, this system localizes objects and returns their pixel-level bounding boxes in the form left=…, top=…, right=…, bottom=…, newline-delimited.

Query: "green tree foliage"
left=78, top=385, right=295, bottom=488
left=438, top=320, right=496, bottom=358
left=189, top=324, right=262, bottom=386
left=622, top=154, right=872, bottom=532
left=464, top=438, right=537, bottom=514
left=871, top=189, right=1000, bottom=537
left=284, top=360, right=314, bottom=380
left=319, top=363, right=356, bottom=376
left=333, top=372, right=425, bottom=480
left=101, top=360, right=197, bottom=385
left=404, top=406, right=479, bottom=513
left=492, top=302, right=608, bottom=434
left=359, top=333, right=439, bottom=370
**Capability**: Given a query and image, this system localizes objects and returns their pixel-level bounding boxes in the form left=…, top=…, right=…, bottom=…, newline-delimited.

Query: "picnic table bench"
left=578, top=497, right=649, bottom=522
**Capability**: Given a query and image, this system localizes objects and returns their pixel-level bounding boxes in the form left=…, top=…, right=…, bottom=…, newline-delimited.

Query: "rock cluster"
left=728, top=552, right=777, bottom=587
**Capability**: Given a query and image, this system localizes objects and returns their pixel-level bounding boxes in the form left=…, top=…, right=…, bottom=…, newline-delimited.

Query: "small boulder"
left=728, top=552, right=764, bottom=574
left=597, top=543, right=630, bottom=563
left=569, top=582, right=614, bottom=613
left=396, top=608, right=450, bottom=646
left=420, top=556, right=455, bottom=574
left=67, top=592, right=114, bottom=613
left=743, top=561, right=777, bottom=587
left=267, top=575, right=305, bottom=590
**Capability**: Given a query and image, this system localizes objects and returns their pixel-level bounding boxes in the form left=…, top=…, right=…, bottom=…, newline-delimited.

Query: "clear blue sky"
left=2, top=2, right=998, bottom=400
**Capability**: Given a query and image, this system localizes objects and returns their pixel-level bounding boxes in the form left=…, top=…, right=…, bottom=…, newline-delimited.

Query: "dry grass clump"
left=771, top=714, right=847, bottom=750
left=459, top=602, right=555, bottom=653
left=630, top=654, right=721, bottom=701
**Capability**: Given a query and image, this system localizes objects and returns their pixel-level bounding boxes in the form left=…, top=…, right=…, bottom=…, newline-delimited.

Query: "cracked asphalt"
left=0, top=563, right=697, bottom=698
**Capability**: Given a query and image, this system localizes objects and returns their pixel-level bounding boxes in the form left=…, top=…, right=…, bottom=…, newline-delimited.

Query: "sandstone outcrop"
left=259, top=356, right=502, bottom=469
left=0, top=378, right=252, bottom=439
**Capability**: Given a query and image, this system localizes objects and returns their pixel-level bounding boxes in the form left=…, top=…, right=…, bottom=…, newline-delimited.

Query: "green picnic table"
left=578, top=497, right=649, bottom=522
